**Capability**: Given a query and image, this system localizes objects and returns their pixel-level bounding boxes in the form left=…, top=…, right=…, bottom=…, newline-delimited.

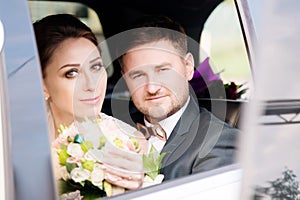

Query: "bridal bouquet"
left=52, top=115, right=165, bottom=199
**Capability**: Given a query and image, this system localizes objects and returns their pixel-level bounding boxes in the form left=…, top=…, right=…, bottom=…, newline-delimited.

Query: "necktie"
left=136, top=123, right=167, bottom=142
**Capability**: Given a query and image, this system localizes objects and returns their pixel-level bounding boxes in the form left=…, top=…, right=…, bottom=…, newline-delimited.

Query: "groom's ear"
left=184, top=52, right=195, bottom=81
left=43, top=84, right=50, bottom=101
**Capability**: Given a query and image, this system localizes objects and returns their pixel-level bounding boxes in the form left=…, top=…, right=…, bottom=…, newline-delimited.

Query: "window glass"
left=200, top=0, right=252, bottom=99
left=239, top=1, right=300, bottom=198
left=28, top=1, right=114, bottom=77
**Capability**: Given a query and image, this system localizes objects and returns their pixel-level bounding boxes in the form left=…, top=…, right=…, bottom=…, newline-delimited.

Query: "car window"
left=200, top=0, right=252, bottom=99
left=28, top=0, right=114, bottom=77
left=26, top=0, right=252, bottom=199
left=247, top=0, right=262, bottom=37
left=239, top=1, right=300, bottom=198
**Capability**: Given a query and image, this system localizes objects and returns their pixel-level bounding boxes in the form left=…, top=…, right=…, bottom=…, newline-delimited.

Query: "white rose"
left=60, top=123, right=79, bottom=138
left=59, top=166, right=71, bottom=181
left=70, top=168, right=90, bottom=183
left=78, top=121, right=103, bottom=147
left=142, top=174, right=164, bottom=188
left=154, top=174, right=164, bottom=184
left=84, top=150, right=96, bottom=161
left=112, top=185, right=125, bottom=196
left=93, top=163, right=103, bottom=170
left=67, top=143, right=84, bottom=158
left=86, top=149, right=104, bottom=162
left=91, top=168, right=104, bottom=187
left=142, top=175, right=154, bottom=188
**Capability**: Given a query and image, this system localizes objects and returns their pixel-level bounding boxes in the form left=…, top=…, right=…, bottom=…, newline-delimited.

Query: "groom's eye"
left=128, top=71, right=145, bottom=80
left=131, top=73, right=143, bottom=79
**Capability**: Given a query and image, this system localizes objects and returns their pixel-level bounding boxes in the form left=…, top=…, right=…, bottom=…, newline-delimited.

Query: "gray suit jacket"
left=160, top=97, right=239, bottom=181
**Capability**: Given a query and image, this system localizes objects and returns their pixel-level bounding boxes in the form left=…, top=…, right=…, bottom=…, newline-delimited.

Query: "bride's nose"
left=81, top=71, right=96, bottom=92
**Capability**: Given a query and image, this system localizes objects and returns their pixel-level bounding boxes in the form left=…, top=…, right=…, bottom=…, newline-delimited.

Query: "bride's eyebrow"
left=89, top=56, right=101, bottom=63
left=57, top=64, right=80, bottom=72
left=57, top=57, right=102, bottom=72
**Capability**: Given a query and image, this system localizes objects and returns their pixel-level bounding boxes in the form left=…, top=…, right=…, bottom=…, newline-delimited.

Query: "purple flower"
left=225, top=82, right=238, bottom=100
left=189, top=57, right=221, bottom=94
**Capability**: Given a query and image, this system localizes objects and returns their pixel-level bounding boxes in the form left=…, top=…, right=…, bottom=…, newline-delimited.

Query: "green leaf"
left=113, top=138, right=123, bottom=149
left=82, top=160, right=95, bottom=172
left=99, top=136, right=106, bottom=149
left=58, top=179, right=106, bottom=199
left=65, top=162, right=77, bottom=173
left=103, top=181, right=112, bottom=197
left=58, top=148, right=70, bottom=165
left=143, top=145, right=166, bottom=180
left=58, top=124, right=68, bottom=134
left=81, top=141, right=93, bottom=152
left=129, top=136, right=139, bottom=150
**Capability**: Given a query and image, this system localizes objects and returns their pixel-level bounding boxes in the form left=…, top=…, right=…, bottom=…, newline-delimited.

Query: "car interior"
left=28, top=0, right=253, bottom=129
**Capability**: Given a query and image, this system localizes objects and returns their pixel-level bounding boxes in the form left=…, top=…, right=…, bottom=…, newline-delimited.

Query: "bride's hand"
left=134, top=130, right=149, bottom=154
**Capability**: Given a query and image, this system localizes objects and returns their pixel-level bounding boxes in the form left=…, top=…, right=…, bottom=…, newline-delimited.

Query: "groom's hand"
left=101, top=136, right=145, bottom=190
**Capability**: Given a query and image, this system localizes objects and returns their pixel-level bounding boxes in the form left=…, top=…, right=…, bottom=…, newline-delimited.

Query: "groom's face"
left=122, top=40, right=194, bottom=123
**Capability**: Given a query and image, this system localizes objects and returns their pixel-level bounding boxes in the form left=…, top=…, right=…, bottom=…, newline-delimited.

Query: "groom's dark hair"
left=117, top=15, right=188, bottom=68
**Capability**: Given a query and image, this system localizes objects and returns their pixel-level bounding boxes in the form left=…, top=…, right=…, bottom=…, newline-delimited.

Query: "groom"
left=117, top=15, right=239, bottom=181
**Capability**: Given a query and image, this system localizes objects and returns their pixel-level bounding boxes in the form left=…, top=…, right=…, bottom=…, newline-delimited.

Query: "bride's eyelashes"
left=63, top=63, right=104, bottom=79
left=62, top=57, right=104, bottom=79
left=64, top=68, right=79, bottom=78
left=90, top=62, right=105, bottom=72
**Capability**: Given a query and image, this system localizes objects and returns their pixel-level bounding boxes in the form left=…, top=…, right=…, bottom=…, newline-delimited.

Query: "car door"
left=0, top=0, right=56, bottom=199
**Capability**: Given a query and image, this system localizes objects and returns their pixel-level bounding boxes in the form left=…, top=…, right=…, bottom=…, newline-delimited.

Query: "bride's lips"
left=80, top=96, right=101, bottom=105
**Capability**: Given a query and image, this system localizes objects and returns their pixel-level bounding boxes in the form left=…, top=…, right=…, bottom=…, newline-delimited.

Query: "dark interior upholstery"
left=102, top=98, right=245, bottom=129
left=198, top=98, right=246, bottom=129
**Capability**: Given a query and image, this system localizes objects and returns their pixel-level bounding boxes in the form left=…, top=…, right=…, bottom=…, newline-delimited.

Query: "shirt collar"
left=144, top=96, right=190, bottom=139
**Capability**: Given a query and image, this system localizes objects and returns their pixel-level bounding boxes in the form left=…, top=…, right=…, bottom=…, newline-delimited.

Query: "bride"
left=33, top=13, right=147, bottom=195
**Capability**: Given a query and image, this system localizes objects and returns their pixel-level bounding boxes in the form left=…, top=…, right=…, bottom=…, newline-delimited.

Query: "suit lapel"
left=161, top=97, right=200, bottom=166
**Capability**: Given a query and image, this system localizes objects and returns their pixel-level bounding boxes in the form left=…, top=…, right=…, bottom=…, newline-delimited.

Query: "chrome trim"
left=0, top=20, right=3, bottom=52
left=234, top=0, right=257, bottom=77
left=109, top=164, right=241, bottom=199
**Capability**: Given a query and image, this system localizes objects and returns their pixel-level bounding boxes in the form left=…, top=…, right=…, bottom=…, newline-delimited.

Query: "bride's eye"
left=65, top=68, right=79, bottom=78
left=90, top=62, right=104, bottom=72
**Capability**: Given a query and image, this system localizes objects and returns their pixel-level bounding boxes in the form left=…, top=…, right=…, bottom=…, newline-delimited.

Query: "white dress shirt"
left=144, top=96, right=190, bottom=153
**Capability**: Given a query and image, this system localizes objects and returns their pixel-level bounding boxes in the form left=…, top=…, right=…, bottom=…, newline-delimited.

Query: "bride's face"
left=43, top=37, right=107, bottom=124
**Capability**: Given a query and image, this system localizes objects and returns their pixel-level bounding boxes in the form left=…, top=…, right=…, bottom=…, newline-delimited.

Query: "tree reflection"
left=254, top=167, right=300, bottom=200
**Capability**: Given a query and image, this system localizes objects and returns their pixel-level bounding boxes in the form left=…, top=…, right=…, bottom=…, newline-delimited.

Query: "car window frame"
left=0, top=0, right=253, bottom=200
left=0, top=0, right=57, bottom=199
left=234, top=0, right=257, bottom=75
left=0, top=19, right=15, bottom=200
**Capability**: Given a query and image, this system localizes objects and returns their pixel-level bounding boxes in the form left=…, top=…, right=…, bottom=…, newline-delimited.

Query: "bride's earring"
left=44, top=93, right=50, bottom=101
